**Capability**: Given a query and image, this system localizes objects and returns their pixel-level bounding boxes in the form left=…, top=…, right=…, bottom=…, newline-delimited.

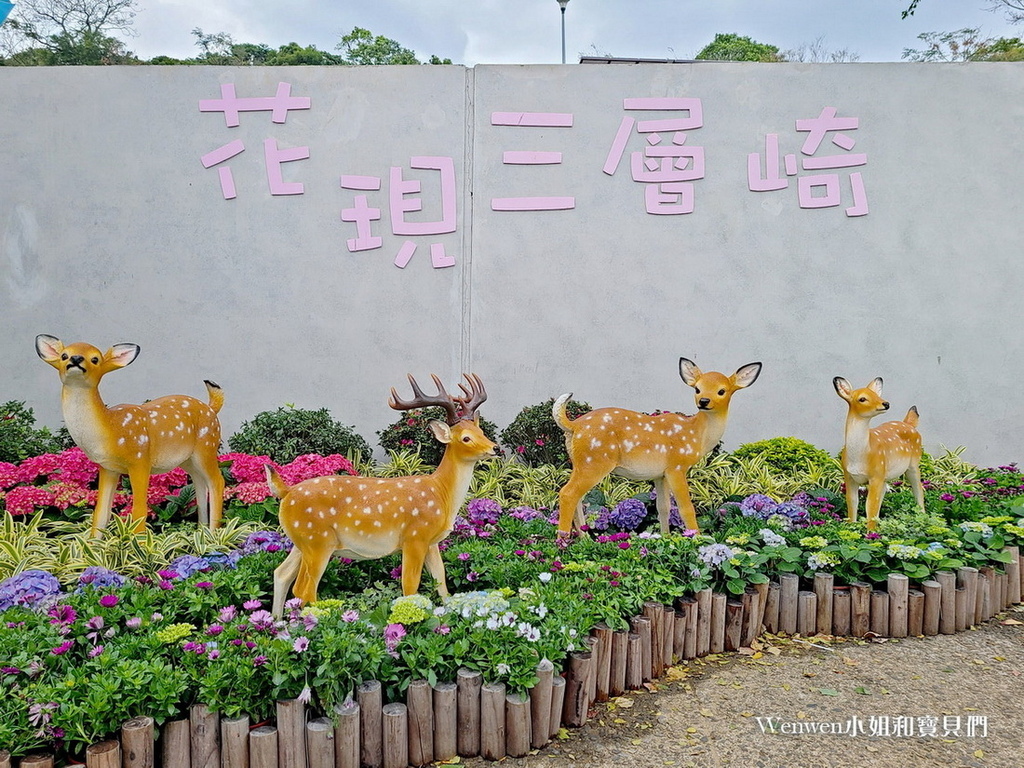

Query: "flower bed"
left=2, top=449, right=1024, bottom=764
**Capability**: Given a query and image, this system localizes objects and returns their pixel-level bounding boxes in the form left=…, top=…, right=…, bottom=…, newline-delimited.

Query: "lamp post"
left=557, top=0, right=569, bottom=64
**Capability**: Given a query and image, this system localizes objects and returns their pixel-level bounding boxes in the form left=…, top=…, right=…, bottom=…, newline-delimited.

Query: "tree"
left=1, top=0, right=139, bottom=64
left=902, top=27, right=1024, bottom=61
left=904, top=0, right=1024, bottom=24
left=337, top=26, right=451, bottom=65
left=695, top=33, right=782, bottom=62
left=783, top=36, right=860, bottom=63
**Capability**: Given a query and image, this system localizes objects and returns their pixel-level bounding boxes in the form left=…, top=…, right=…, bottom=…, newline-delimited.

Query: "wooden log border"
left=7, top=561, right=1023, bottom=768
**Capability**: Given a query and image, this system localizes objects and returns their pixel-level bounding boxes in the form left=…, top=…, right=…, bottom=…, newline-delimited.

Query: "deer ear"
left=679, top=357, right=702, bottom=387
left=35, top=334, right=64, bottom=364
left=428, top=420, right=452, bottom=444
left=732, top=362, right=762, bottom=389
left=105, top=344, right=140, bottom=370
left=833, top=377, right=853, bottom=401
left=867, top=377, right=884, bottom=395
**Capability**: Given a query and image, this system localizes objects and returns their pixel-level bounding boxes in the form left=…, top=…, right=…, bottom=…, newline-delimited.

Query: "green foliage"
left=227, top=405, right=370, bottom=464
left=0, top=401, right=65, bottom=463
left=1, top=0, right=140, bottom=65
left=695, top=33, right=782, bottom=62
left=377, top=407, right=501, bottom=466
left=731, top=437, right=837, bottom=476
left=499, top=398, right=591, bottom=468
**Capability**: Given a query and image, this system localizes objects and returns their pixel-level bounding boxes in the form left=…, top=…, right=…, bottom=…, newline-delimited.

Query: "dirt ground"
left=464, top=604, right=1024, bottom=768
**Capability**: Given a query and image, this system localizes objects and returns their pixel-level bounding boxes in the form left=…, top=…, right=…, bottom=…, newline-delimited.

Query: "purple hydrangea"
left=608, top=498, right=648, bottom=530
left=203, top=550, right=244, bottom=569
left=739, top=494, right=778, bottom=517
left=0, top=570, right=63, bottom=611
left=587, top=506, right=611, bottom=531
left=169, top=555, right=213, bottom=579
left=465, top=498, right=502, bottom=527
left=77, top=566, right=127, bottom=592
left=508, top=506, right=545, bottom=522
left=241, top=531, right=294, bottom=555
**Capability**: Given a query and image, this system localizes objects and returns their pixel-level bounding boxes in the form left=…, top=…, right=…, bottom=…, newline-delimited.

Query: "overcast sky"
left=126, top=0, right=1021, bottom=63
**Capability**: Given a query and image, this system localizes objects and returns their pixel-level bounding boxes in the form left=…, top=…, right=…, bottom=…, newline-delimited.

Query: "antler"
left=455, top=373, right=487, bottom=419
left=389, top=374, right=460, bottom=425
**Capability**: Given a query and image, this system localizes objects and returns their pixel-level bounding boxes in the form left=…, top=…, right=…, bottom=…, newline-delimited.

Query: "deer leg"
left=125, top=464, right=153, bottom=534
left=401, top=541, right=429, bottom=596
left=184, top=453, right=225, bottom=528
left=292, top=541, right=333, bottom=605
left=865, top=475, right=887, bottom=531
left=272, top=547, right=303, bottom=617
left=425, top=543, right=449, bottom=598
left=91, top=467, right=120, bottom=538
left=843, top=473, right=861, bottom=523
left=653, top=477, right=672, bottom=535
left=664, top=469, right=699, bottom=532
left=906, top=461, right=925, bottom=512
left=557, top=461, right=616, bottom=535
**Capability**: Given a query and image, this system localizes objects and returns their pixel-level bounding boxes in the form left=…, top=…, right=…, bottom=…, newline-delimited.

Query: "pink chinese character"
left=603, top=97, right=704, bottom=215
left=490, top=111, right=575, bottom=211
left=199, top=82, right=310, bottom=127
left=748, top=106, right=868, bottom=217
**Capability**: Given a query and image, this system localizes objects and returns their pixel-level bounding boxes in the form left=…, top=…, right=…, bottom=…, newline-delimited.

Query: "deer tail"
left=265, top=465, right=291, bottom=499
left=552, top=393, right=575, bottom=433
left=204, top=380, right=225, bottom=414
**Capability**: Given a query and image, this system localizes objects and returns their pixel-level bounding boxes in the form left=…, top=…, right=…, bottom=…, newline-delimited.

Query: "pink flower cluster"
left=221, top=453, right=357, bottom=505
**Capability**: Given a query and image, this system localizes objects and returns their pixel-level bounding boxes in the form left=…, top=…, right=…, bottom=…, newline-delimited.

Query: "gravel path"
left=468, top=605, right=1024, bottom=768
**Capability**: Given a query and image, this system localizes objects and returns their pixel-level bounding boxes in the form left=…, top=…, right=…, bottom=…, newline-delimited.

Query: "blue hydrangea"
left=697, top=543, right=735, bottom=568
left=774, top=502, right=810, bottom=524
left=203, top=550, right=243, bottom=569
left=76, top=566, right=127, bottom=592
left=609, top=498, right=647, bottom=530
left=170, top=555, right=212, bottom=579
left=0, top=569, right=63, bottom=611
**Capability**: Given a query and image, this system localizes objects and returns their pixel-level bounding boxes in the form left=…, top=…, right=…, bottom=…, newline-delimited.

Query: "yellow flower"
left=155, top=623, right=195, bottom=644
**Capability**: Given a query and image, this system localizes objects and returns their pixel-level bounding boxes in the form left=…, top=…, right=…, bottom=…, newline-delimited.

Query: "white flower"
left=496, top=663, right=511, bottom=675
left=538, top=572, right=552, bottom=583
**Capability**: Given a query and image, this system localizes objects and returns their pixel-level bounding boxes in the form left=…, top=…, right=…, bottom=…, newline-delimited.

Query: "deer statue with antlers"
left=833, top=377, right=924, bottom=531
left=268, top=373, right=496, bottom=617
left=553, top=357, right=762, bottom=537
left=34, top=334, right=225, bottom=537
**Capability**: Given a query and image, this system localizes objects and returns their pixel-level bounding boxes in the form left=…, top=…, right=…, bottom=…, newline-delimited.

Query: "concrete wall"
left=2, top=63, right=1022, bottom=463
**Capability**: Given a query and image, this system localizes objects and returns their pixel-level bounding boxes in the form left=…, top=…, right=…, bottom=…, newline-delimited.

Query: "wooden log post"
left=357, top=680, right=383, bottom=768
left=122, top=716, right=155, bottom=768
left=249, top=727, right=278, bottom=768
left=954, top=587, right=968, bottom=633
left=305, top=719, right=334, bottom=768
left=277, top=699, right=307, bottom=768
left=21, top=755, right=54, bottom=768
left=625, top=632, right=643, bottom=690
left=162, top=720, right=191, bottom=768
left=456, top=668, right=482, bottom=757
left=629, top=615, right=653, bottom=681
left=797, top=591, right=817, bottom=637
left=850, top=582, right=872, bottom=638
left=1006, top=546, right=1021, bottom=604
left=908, top=589, right=925, bottom=637
left=813, top=573, right=834, bottom=636
left=936, top=570, right=956, bottom=634
left=887, top=573, right=909, bottom=639
left=996, top=570, right=1008, bottom=612
left=189, top=704, right=219, bottom=768
left=530, top=659, right=554, bottom=750
left=592, top=624, right=612, bottom=702
left=763, top=582, right=781, bottom=634
left=741, top=589, right=761, bottom=647
left=505, top=693, right=531, bottom=759
left=710, top=593, right=727, bottom=653
left=563, top=650, right=593, bottom=727
left=382, top=704, right=408, bottom=768
left=957, top=567, right=979, bottom=628
left=672, top=608, right=686, bottom=661
left=642, top=603, right=664, bottom=678
left=724, top=599, right=744, bottom=651
left=779, top=574, right=799, bottom=635
left=0, top=751, right=8, bottom=768
left=334, top=701, right=360, bottom=768
left=683, top=600, right=698, bottom=660
left=695, top=588, right=712, bottom=656
left=549, top=677, right=566, bottom=739
left=978, top=568, right=993, bottom=622
left=406, top=679, right=434, bottom=767
left=832, top=588, right=852, bottom=637
left=431, top=683, right=457, bottom=763
left=220, top=717, right=249, bottom=768
left=753, top=582, right=770, bottom=634
left=480, top=684, right=506, bottom=761
left=86, top=741, right=120, bottom=768
left=610, top=630, right=628, bottom=696
left=662, top=605, right=675, bottom=667
left=584, top=635, right=599, bottom=705
left=921, top=580, right=941, bottom=636
left=870, top=590, right=889, bottom=637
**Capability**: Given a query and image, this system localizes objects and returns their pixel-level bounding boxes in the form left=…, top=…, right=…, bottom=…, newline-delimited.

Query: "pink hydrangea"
left=5, top=486, right=56, bottom=516
left=229, top=482, right=274, bottom=504
left=220, top=453, right=277, bottom=484
left=0, top=462, right=26, bottom=491
left=278, top=454, right=357, bottom=484
left=50, top=448, right=100, bottom=486
left=49, top=482, right=95, bottom=511
left=18, top=453, right=61, bottom=482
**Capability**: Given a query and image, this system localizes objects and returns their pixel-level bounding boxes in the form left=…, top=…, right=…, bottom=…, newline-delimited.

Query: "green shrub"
left=377, top=407, right=501, bottom=466
left=227, top=405, right=370, bottom=464
left=731, top=436, right=836, bottom=476
left=500, top=398, right=592, bottom=468
left=0, top=401, right=66, bottom=463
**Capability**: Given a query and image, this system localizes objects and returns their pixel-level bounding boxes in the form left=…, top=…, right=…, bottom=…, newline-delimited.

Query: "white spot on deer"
left=373, top=520, right=382, bottom=527
left=590, top=438, right=602, bottom=449
left=345, top=497, right=352, bottom=504
left=136, top=452, right=143, bottom=458
left=411, top=509, right=419, bottom=516
left=330, top=507, right=337, bottom=515
left=624, top=440, right=635, bottom=451
left=363, top=507, right=371, bottom=514
left=305, top=506, right=313, bottom=513
left=117, top=437, right=125, bottom=446
left=291, top=520, right=300, bottom=529
left=318, top=511, right=324, bottom=519
left=427, top=500, right=435, bottom=508
left=643, top=424, right=653, bottom=432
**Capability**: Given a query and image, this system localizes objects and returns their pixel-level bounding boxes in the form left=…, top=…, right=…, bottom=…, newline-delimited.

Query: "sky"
left=122, top=0, right=1024, bottom=64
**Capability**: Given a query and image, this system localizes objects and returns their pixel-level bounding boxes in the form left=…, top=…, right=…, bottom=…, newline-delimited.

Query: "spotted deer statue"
left=553, top=357, right=762, bottom=536
left=833, top=377, right=924, bottom=531
left=34, top=334, right=225, bottom=537
left=268, top=373, right=496, bottom=617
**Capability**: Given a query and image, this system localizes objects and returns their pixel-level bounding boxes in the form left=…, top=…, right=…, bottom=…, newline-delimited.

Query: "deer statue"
left=833, top=377, right=924, bottom=531
left=268, top=373, right=496, bottom=617
left=553, top=357, right=762, bottom=537
left=35, top=334, right=225, bottom=537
